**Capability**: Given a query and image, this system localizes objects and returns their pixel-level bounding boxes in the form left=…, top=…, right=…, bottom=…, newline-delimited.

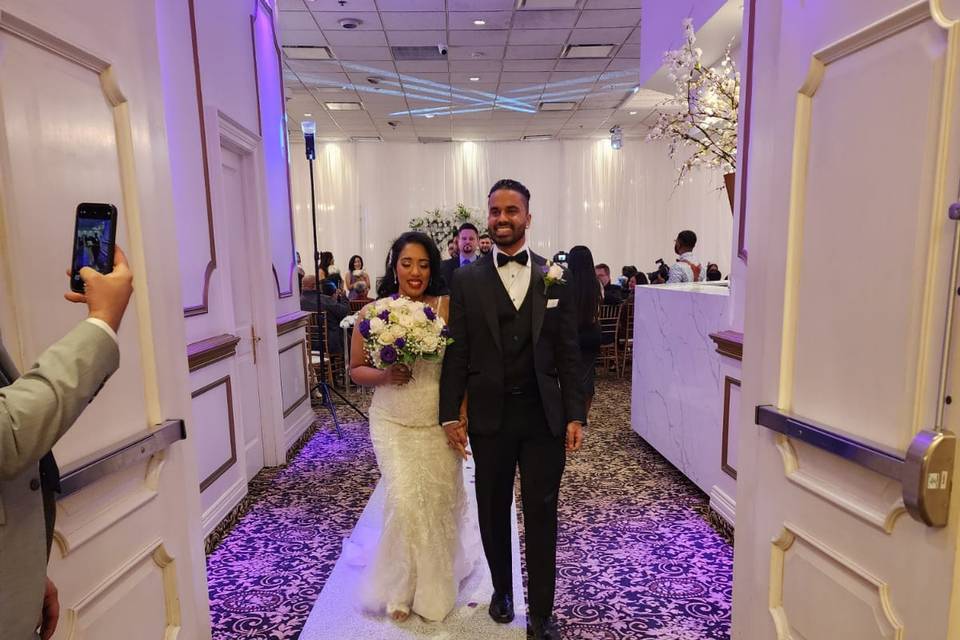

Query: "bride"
left=348, top=231, right=474, bottom=622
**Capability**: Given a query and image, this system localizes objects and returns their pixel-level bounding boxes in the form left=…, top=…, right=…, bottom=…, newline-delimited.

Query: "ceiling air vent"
left=522, top=134, right=553, bottom=141
left=325, top=102, right=363, bottom=111
left=283, top=45, right=334, bottom=60
left=539, top=101, right=578, bottom=111
left=392, top=46, right=447, bottom=61
left=351, top=136, right=382, bottom=142
left=418, top=136, right=453, bottom=144
left=562, top=44, right=615, bottom=59
left=516, top=0, right=582, bottom=8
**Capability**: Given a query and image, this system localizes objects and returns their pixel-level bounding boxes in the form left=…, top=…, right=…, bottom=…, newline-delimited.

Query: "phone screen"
left=71, top=203, right=117, bottom=293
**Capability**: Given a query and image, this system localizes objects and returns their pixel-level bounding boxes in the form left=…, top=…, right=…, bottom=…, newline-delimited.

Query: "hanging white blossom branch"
left=646, top=18, right=740, bottom=184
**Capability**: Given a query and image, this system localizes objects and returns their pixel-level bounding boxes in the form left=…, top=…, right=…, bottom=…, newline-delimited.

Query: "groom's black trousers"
left=469, top=391, right=566, bottom=618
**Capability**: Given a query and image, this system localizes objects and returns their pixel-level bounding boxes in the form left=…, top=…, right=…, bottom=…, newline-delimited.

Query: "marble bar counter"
left=630, top=282, right=739, bottom=528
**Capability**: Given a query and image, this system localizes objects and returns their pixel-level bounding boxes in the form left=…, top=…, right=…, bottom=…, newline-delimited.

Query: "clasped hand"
left=443, top=420, right=469, bottom=460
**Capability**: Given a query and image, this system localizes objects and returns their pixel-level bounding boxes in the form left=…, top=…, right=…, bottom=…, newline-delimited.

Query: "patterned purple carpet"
left=206, top=378, right=733, bottom=639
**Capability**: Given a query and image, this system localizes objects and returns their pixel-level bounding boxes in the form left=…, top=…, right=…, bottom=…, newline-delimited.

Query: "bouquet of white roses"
left=356, top=295, right=452, bottom=368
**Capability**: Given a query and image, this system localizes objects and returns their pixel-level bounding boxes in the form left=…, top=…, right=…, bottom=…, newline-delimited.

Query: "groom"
left=440, top=178, right=585, bottom=640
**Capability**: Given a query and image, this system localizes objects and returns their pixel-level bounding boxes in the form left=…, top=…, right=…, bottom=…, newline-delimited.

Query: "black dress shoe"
left=527, top=614, right=561, bottom=639
left=488, top=592, right=514, bottom=623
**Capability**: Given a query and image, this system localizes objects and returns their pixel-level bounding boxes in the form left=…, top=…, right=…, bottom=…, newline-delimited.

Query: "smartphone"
left=70, top=203, right=118, bottom=293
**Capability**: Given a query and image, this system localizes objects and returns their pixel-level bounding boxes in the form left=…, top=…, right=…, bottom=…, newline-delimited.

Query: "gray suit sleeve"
left=0, top=321, right=120, bottom=479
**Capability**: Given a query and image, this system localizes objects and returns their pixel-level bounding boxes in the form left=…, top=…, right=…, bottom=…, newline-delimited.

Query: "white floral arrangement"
left=646, top=18, right=739, bottom=184
left=408, top=203, right=485, bottom=247
left=356, top=295, right=452, bottom=368
left=327, top=265, right=341, bottom=275
left=340, top=313, right=358, bottom=330
left=352, top=269, right=364, bottom=277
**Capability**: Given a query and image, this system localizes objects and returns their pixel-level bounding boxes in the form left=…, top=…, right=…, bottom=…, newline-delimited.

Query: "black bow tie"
left=497, top=251, right=529, bottom=268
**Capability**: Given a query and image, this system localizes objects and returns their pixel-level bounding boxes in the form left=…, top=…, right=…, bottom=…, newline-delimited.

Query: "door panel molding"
left=775, top=435, right=906, bottom=532
left=778, top=2, right=958, bottom=441
left=770, top=524, right=903, bottom=639
left=64, top=540, right=181, bottom=638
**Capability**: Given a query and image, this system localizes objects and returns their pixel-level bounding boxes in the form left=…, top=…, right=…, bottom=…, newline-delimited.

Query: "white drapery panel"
left=289, top=139, right=732, bottom=282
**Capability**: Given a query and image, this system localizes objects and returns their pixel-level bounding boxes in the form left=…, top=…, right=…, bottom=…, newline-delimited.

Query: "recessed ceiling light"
left=469, top=77, right=480, bottom=82
left=304, top=113, right=313, bottom=117
left=473, top=19, right=486, bottom=25
left=424, top=114, right=435, bottom=118
left=629, top=111, right=637, bottom=115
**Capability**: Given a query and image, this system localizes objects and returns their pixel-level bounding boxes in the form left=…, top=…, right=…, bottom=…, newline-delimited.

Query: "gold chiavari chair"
left=618, top=298, right=635, bottom=378
left=597, top=304, right=620, bottom=374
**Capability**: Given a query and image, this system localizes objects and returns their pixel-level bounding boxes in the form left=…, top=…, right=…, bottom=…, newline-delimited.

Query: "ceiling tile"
left=512, top=10, right=579, bottom=29
left=575, top=9, right=640, bottom=28
left=449, top=59, right=503, bottom=72
left=309, top=0, right=380, bottom=11
left=505, top=45, right=565, bottom=60
left=604, top=58, right=641, bottom=71
left=278, top=0, right=308, bottom=10
left=395, top=60, right=449, bottom=72
left=500, top=70, right=551, bottom=83
left=548, top=71, right=599, bottom=82
left=323, top=30, right=387, bottom=46
left=450, top=30, right=510, bottom=46
left=375, top=0, right=445, bottom=10
left=626, top=28, right=640, bottom=44
left=385, top=30, right=445, bottom=46
left=312, top=12, right=383, bottom=30
left=281, top=29, right=328, bottom=46
left=448, top=11, right=513, bottom=29
left=583, top=0, right=641, bottom=8
left=286, top=59, right=343, bottom=73
left=501, top=59, right=555, bottom=71
left=400, top=71, right=451, bottom=82
left=330, top=46, right=393, bottom=60
left=451, top=82, right=500, bottom=93
left=279, top=11, right=319, bottom=30
left=568, top=27, right=633, bottom=45
left=616, top=44, right=641, bottom=58
left=447, top=0, right=515, bottom=9
left=451, top=71, right=499, bottom=83
left=448, top=45, right=505, bottom=60
left=380, top=11, right=446, bottom=30
left=554, top=58, right=609, bottom=71
left=508, top=29, right=571, bottom=45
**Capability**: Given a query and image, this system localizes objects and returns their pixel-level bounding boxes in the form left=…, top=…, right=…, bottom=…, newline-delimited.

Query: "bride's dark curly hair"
left=376, top=231, right=445, bottom=299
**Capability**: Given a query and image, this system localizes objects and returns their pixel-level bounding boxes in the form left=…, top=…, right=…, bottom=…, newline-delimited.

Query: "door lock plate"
left=903, top=430, right=955, bottom=527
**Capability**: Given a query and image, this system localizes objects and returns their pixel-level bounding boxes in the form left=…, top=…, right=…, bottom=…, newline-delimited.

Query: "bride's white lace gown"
left=359, top=355, right=475, bottom=621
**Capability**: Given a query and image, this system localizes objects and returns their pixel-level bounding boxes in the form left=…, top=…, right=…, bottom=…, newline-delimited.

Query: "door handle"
left=756, top=405, right=956, bottom=527
left=251, top=326, right=262, bottom=365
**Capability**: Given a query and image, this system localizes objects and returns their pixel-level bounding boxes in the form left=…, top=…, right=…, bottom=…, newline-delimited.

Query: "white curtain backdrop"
left=289, top=139, right=732, bottom=283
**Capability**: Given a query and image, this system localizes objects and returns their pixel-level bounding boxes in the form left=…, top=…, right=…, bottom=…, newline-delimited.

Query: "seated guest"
left=478, top=232, right=493, bottom=256
left=349, top=280, right=373, bottom=303
left=594, top=263, right=623, bottom=305
left=706, top=263, right=723, bottom=281
left=300, top=276, right=350, bottom=354
left=666, top=230, right=706, bottom=283
left=447, top=236, right=459, bottom=260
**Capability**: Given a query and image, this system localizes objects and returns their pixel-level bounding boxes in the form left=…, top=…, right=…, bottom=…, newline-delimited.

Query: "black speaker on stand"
left=300, top=121, right=366, bottom=435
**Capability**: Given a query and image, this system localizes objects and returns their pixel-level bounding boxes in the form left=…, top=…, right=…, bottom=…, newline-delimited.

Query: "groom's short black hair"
left=488, top=179, right=530, bottom=209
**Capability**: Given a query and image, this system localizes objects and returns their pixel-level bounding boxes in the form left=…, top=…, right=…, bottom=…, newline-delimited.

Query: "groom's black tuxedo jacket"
left=439, top=252, right=585, bottom=436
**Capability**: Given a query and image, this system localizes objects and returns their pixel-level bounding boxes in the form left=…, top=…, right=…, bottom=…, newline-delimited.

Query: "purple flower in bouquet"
left=395, top=337, right=406, bottom=349
left=358, top=318, right=372, bottom=338
left=378, top=309, right=390, bottom=321
left=424, top=306, right=436, bottom=321
left=380, top=345, right=398, bottom=364
left=391, top=293, right=400, bottom=300
left=440, top=325, right=450, bottom=338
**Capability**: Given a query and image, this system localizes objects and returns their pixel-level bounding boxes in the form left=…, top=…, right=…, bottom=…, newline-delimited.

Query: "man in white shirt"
left=666, top=229, right=706, bottom=283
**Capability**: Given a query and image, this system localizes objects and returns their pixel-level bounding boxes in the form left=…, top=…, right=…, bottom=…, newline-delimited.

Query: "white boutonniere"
left=543, top=261, right=567, bottom=291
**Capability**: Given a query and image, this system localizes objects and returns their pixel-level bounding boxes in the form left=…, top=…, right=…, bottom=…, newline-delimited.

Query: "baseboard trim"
left=709, top=485, right=736, bottom=540
left=201, top=477, right=247, bottom=539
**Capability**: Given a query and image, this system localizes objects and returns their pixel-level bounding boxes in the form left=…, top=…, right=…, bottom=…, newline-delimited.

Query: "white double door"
left=0, top=1, right=210, bottom=637
left=736, top=1, right=960, bottom=638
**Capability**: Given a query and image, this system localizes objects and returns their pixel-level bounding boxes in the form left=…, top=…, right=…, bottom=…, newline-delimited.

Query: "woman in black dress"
left=566, top=246, right=602, bottom=421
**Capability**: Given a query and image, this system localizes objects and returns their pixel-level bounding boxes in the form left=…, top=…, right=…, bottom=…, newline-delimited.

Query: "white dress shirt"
left=492, top=243, right=532, bottom=310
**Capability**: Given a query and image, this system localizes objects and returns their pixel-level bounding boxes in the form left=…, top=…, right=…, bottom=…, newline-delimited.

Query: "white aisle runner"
left=298, top=460, right=527, bottom=639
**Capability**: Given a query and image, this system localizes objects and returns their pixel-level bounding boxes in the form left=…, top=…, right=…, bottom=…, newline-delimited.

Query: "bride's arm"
left=349, top=306, right=411, bottom=387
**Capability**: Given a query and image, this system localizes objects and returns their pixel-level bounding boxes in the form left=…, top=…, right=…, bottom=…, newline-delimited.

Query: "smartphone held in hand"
left=70, top=203, right=118, bottom=293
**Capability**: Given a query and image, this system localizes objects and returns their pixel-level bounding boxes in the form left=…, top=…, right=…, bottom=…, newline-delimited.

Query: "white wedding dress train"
left=356, top=357, right=478, bottom=621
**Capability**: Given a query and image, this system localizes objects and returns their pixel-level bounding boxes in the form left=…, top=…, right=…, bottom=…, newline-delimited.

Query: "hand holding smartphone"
left=70, top=203, right=118, bottom=293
